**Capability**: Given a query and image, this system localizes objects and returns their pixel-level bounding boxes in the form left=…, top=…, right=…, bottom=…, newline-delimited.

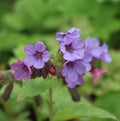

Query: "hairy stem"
left=49, top=88, right=53, bottom=121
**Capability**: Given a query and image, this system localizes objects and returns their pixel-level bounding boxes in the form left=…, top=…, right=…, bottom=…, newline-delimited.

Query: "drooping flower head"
left=24, top=41, right=50, bottom=69
left=55, top=27, right=112, bottom=88
left=91, top=67, right=107, bottom=84
left=62, top=60, right=86, bottom=88
left=60, top=36, right=84, bottom=61
left=56, top=27, right=81, bottom=42
left=10, top=60, right=32, bottom=81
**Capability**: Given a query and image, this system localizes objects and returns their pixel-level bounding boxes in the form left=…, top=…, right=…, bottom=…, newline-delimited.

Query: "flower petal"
left=83, top=51, right=93, bottom=62
left=24, top=44, right=35, bottom=55
left=63, top=52, right=74, bottom=60
left=33, top=59, right=44, bottom=69
left=23, top=72, right=31, bottom=81
left=85, top=37, right=100, bottom=49
left=42, top=51, right=50, bottom=62
left=60, top=42, right=66, bottom=53
left=14, top=69, right=25, bottom=80
left=73, top=61, right=86, bottom=75
left=101, top=53, right=112, bottom=64
left=68, top=27, right=81, bottom=38
left=66, top=68, right=78, bottom=82
left=62, top=62, right=69, bottom=76
left=35, top=41, right=46, bottom=52
left=91, top=47, right=102, bottom=58
left=77, top=76, right=84, bottom=85
left=82, top=62, right=91, bottom=72
left=72, top=39, right=84, bottom=49
left=24, top=56, right=35, bottom=66
left=101, top=43, right=108, bottom=53
left=67, top=81, right=76, bottom=88
left=56, top=32, right=65, bottom=42
left=73, top=49, right=84, bottom=59
left=10, top=62, right=23, bottom=71
left=91, top=68, right=107, bottom=84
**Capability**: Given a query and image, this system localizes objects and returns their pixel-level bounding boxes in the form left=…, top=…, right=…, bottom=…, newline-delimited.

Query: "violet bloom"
left=62, top=60, right=86, bottom=88
left=10, top=60, right=32, bottom=81
left=60, top=37, right=84, bottom=61
left=84, top=37, right=102, bottom=59
left=99, top=43, right=112, bottom=64
left=80, top=54, right=92, bottom=72
left=85, top=37, right=112, bottom=64
left=24, top=41, right=50, bottom=69
left=91, top=67, right=107, bottom=84
left=56, top=27, right=81, bottom=42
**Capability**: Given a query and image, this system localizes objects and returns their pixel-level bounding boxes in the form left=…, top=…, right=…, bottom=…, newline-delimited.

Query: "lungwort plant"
left=0, top=28, right=118, bottom=121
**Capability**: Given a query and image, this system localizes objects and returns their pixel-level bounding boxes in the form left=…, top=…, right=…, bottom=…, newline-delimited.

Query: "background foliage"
left=0, top=0, right=120, bottom=121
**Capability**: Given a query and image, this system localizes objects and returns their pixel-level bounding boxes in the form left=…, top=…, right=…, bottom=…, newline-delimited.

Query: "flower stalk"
left=49, top=88, right=53, bottom=121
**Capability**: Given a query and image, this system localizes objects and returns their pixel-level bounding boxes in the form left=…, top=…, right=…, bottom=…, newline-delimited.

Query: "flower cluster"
left=56, top=27, right=112, bottom=88
left=10, top=41, right=55, bottom=81
left=10, top=27, right=112, bottom=88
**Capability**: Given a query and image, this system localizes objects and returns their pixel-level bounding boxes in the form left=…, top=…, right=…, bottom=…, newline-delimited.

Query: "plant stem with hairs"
left=49, top=88, right=53, bottom=121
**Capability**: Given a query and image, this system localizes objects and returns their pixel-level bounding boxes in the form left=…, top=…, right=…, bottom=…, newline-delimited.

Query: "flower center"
left=23, top=65, right=28, bottom=71
left=65, top=44, right=72, bottom=52
left=66, top=61, right=74, bottom=68
left=35, top=51, right=43, bottom=58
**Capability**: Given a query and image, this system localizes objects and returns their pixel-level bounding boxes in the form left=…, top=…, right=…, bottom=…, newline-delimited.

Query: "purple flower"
left=60, top=37, right=84, bottom=61
left=10, top=60, right=32, bottom=81
left=85, top=37, right=112, bottom=64
left=91, top=67, right=107, bottom=84
left=84, top=37, right=102, bottom=59
left=81, top=51, right=93, bottom=71
left=99, top=43, right=112, bottom=64
left=62, top=60, right=86, bottom=88
left=24, top=41, right=50, bottom=69
left=56, top=27, right=81, bottom=42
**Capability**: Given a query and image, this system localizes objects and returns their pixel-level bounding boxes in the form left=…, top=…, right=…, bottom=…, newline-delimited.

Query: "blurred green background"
left=0, top=0, right=120, bottom=121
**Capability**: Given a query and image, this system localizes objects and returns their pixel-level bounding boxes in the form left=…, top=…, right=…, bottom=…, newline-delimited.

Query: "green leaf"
left=51, top=83, right=118, bottom=121
left=17, top=78, right=56, bottom=102
left=53, top=103, right=118, bottom=121
left=95, top=91, right=120, bottom=121
left=0, top=110, right=8, bottom=121
left=16, top=77, right=118, bottom=121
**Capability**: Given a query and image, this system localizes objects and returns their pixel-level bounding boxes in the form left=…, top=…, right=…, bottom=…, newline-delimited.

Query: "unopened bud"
left=41, top=65, right=49, bottom=79
left=31, top=67, right=41, bottom=79
left=1, top=82, right=13, bottom=101
left=0, top=73, right=8, bottom=86
left=46, top=60, right=56, bottom=75
left=49, top=66, right=56, bottom=75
